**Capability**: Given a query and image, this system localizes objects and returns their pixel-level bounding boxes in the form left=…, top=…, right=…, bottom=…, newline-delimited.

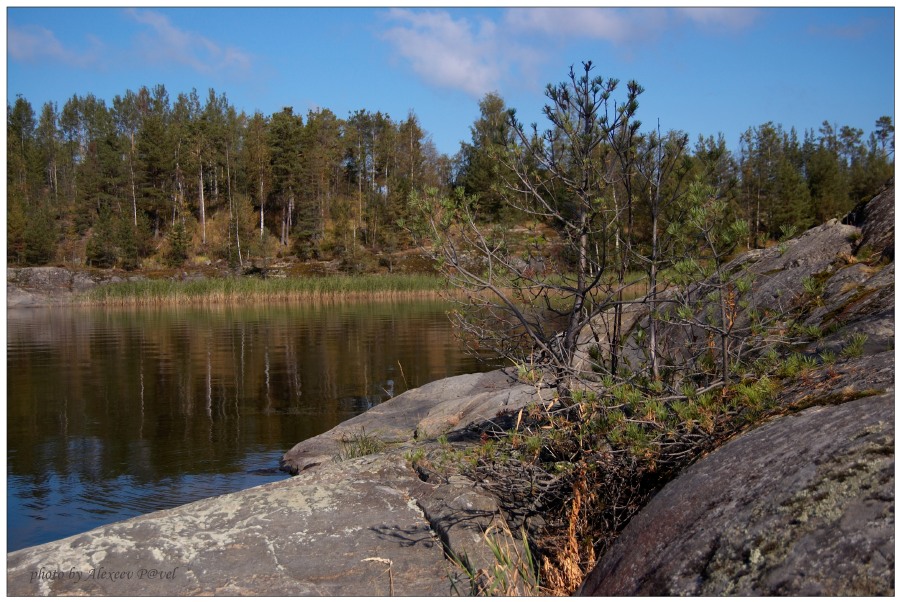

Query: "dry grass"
left=448, top=523, right=541, bottom=596
left=79, top=274, right=449, bottom=306
left=540, top=474, right=596, bottom=595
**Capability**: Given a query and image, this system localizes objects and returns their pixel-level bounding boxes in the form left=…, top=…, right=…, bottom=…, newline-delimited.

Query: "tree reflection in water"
left=7, top=301, right=490, bottom=551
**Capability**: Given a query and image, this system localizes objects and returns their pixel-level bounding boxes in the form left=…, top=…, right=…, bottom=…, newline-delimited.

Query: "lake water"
left=7, top=301, right=488, bottom=552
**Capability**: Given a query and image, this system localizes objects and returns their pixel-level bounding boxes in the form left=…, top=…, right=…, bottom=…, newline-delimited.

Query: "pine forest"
left=7, top=85, right=894, bottom=272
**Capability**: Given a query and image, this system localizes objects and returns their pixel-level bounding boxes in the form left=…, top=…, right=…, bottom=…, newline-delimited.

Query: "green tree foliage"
left=805, top=138, right=848, bottom=223
left=690, top=133, right=739, bottom=200
left=8, top=97, right=38, bottom=263
left=6, top=83, right=892, bottom=269
left=268, top=107, right=304, bottom=249
left=22, top=201, right=57, bottom=265
left=135, top=85, right=172, bottom=235
left=241, top=111, right=271, bottom=241
left=85, top=207, right=118, bottom=268
left=296, top=108, right=342, bottom=257
left=86, top=209, right=153, bottom=270
left=165, top=219, right=190, bottom=267
left=454, top=92, right=516, bottom=219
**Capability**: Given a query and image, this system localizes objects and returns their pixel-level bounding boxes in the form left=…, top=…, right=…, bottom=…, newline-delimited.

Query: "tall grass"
left=82, top=274, right=448, bottom=306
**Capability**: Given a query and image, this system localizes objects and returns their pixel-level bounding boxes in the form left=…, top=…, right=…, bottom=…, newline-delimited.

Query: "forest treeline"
left=6, top=85, right=894, bottom=270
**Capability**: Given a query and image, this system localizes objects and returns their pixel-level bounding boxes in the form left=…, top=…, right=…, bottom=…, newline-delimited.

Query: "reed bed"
left=82, top=274, right=449, bottom=306
left=81, top=269, right=657, bottom=308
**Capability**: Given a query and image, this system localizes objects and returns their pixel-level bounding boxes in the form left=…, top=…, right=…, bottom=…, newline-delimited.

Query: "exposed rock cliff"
left=7, top=266, right=144, bottom=307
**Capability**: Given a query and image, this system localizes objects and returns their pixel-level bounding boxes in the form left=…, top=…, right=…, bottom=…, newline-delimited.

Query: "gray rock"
left=735, top=220, right=859, bottom=313
left=6, top=453, right=483, bottom=596
left=7, top=267, right=74, bottom=306
left=6, top=285, right=49, bottom=308
left=7, top=365, right=551, bottom=595
left=578, top=393, right=895, bottom=596
left=71, top=271, right=100, bottom=292
left=803, top=261, right=894, bottom=356
left=9, top=266, right=74, bottom=293
left=846, top=181, right=894, bottom=259
left=775, top=350, right=894, bottom=410
left=8, top=266, right=148, bottom=306
left=281, top=369, right=554, bottom=474
left=413, top=475, right=520, bottom=584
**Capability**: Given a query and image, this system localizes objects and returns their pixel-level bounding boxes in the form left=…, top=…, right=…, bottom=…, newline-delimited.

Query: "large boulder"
left=578, top=393, right=894, bottom=596
left=8, top=454, right=445, bottom=596
left=7, top=267, right=73, bottom=306
left=281, top=369, right=554, bottom=474
left=7, top=450, right=519, bottom=596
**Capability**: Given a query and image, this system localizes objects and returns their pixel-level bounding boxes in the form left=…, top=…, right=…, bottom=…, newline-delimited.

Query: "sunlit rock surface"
left=8, top=369, right=549, bottom=596
left=281, top=369, right=553, bottom=474
left=578, top=393, right=894, bottom=596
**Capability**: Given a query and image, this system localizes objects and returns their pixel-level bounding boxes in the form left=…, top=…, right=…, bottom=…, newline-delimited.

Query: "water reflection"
left=8, top=301, right=488, bottom=551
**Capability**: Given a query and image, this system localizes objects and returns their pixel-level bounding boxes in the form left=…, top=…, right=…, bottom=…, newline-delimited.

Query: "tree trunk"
left=648, top=129, right=664, bottom=381
left=754, top=190, right=761, bottom=249
left=718, top=277, right=731, bottom=388
left=225, top=142, right=242, bottom=267
left=130, top=161, right=137, bottom=226
left=259, top=164, right=265, bottom=240
left=128, top=133, right=137, bottom=225
left=199, top=155, right=206, bottom=245
left=611, top=185, right=623, bottom=377
left=649, top=202, right=660, bottom=381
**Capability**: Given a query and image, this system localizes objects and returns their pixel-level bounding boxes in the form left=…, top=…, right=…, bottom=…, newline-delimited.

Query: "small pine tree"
left=86, top=208, right=118, bottom=268
left=23, top=201, right=57, bottom=265
left=166, top=220, right=190, bottom=267
left=8, top=194, right=28, bottom=264
left=116, top=216, right=141, bottom=271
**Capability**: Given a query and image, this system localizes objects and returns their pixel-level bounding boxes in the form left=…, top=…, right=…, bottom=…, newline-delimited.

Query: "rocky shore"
left=7, top=185, right=894, bottom=595
left=7, top=266, right=136, bottom=307
left=7, top=369, right=553, bottom=596
left=8, top=362, right=892, bottom=595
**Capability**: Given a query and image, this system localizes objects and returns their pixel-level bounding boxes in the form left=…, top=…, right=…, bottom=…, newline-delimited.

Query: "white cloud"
left=8, top=24, right=105, bottom=68
left=504, top=8, right=641, bottom=45
left=677, top=8, right=760, bottom=31
left=807, top=17, right=879, bottom=40
left=379, top=8, right=673, bottom=98
left=381, top=8, right=762, bottom=98
left=380, top=9, right=505, bottom=98
left=125, top=9, right=253, bottom=76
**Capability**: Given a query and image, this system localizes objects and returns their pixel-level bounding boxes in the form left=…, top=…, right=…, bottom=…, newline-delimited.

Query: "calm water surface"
left=7, top=301, right=488, bottom=552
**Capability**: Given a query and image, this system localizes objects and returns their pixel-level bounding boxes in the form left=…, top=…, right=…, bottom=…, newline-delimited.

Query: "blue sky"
left=5, top=6, right=895, bottom=156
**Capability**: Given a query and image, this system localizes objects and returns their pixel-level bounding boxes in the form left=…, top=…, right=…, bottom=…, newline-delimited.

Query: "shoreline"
left=8, top=266, right=449, bottom=308
left=7, top=368, right=547, bottom=596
